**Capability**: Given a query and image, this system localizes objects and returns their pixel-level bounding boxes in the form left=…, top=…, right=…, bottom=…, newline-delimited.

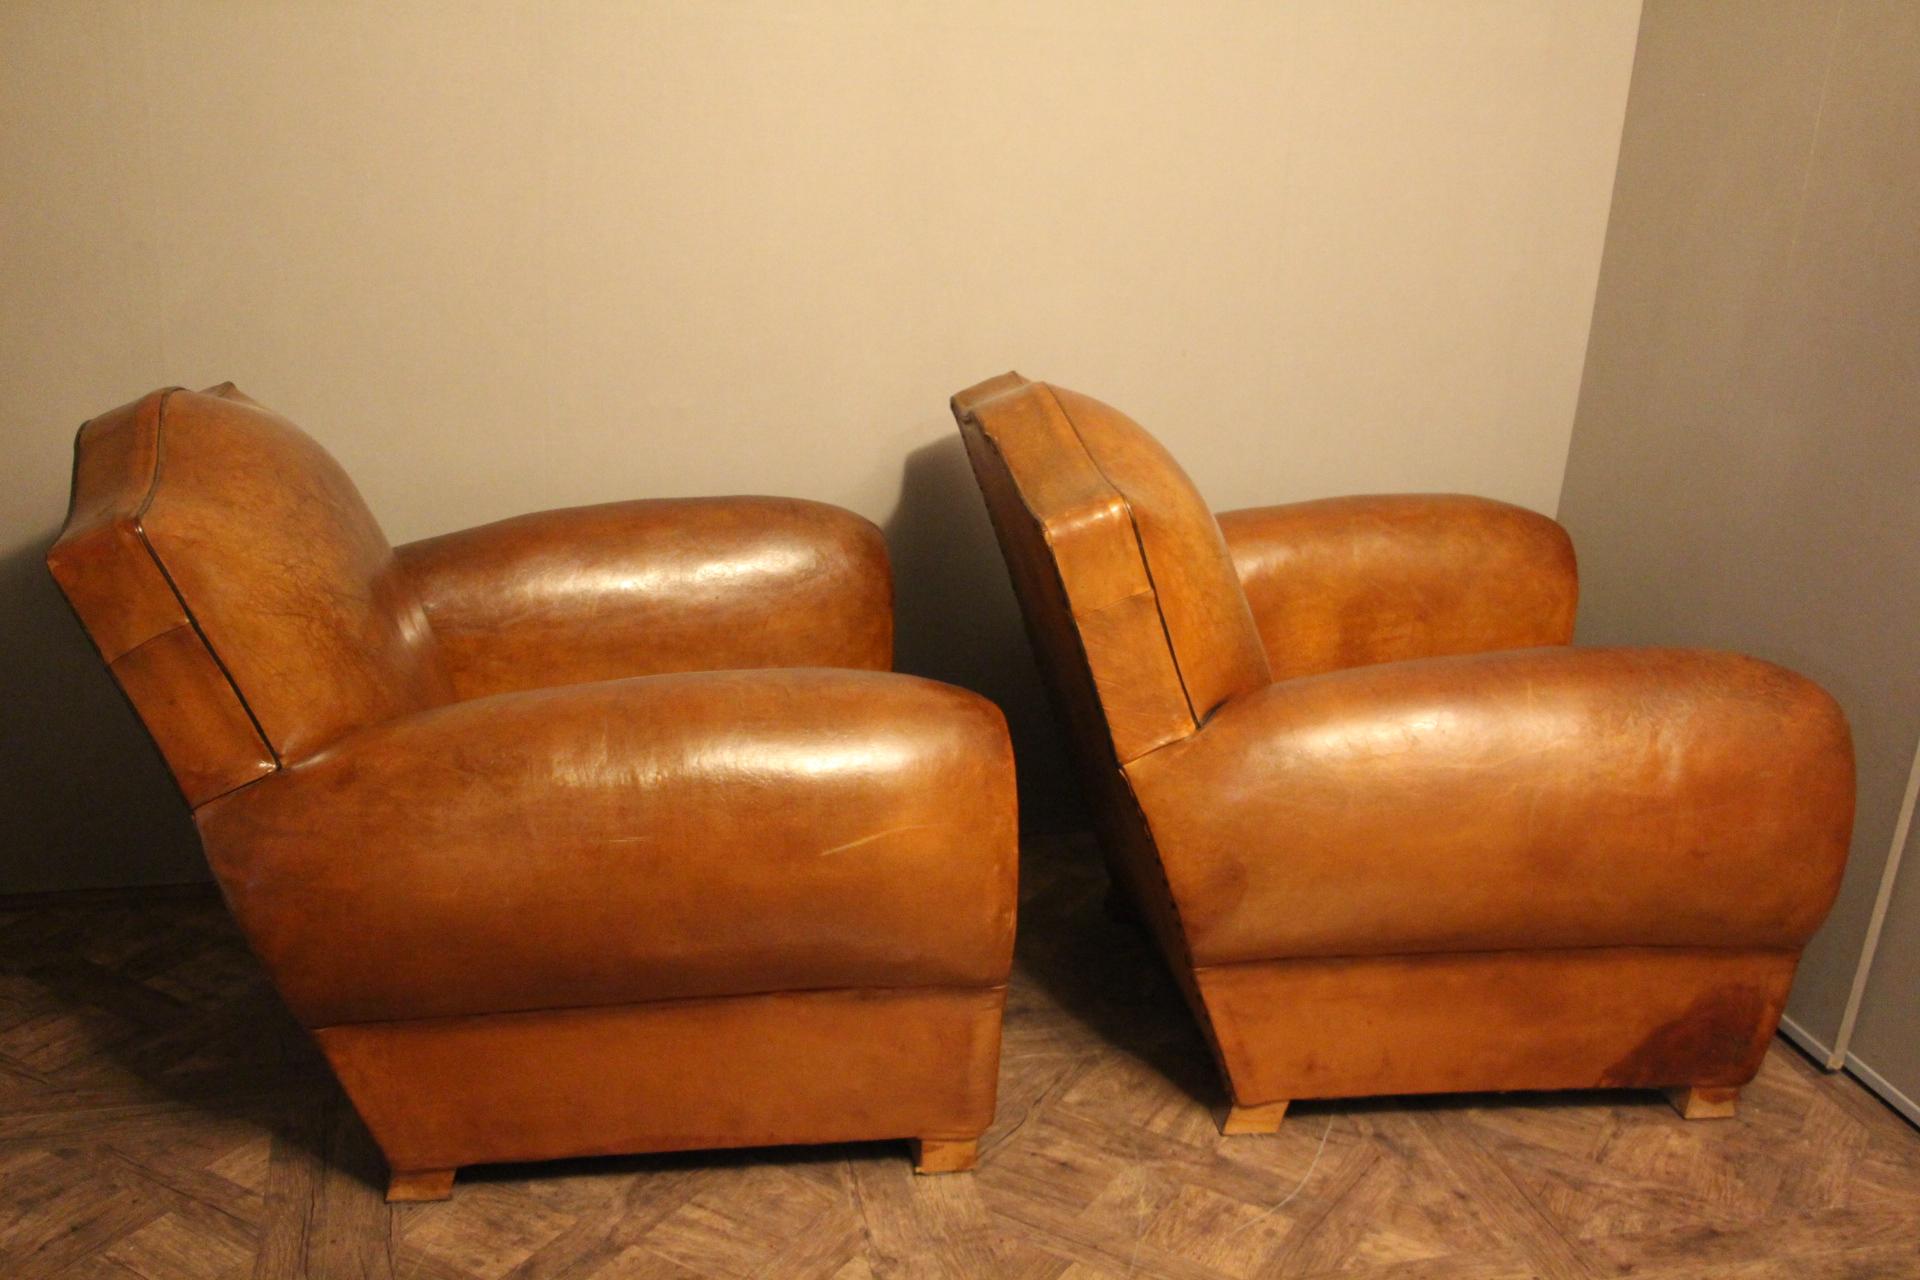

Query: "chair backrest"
left=953, top=374, right=1269, bottom=771
left=48, top=385, right=452, bottom=806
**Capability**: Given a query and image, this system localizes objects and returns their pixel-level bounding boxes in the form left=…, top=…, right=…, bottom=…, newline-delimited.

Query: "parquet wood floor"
left=3, top=834, right=1917, bottom=1278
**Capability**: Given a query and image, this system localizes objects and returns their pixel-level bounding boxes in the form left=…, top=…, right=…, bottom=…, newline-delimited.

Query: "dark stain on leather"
left=1599, top=984, right=1773, bottom=1088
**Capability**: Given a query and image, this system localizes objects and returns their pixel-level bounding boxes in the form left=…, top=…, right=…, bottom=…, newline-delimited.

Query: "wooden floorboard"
left=1, top=833, right=1916, bottom=1278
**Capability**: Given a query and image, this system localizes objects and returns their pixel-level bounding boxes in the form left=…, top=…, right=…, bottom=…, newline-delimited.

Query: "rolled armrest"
left=195, top=668, right=1015, bottom=1027
left=1217, top=494, right=1577, bottom=680
left=1124, top=646, right=1853, bottom=967
left=397, top=497, right=892, bottom=698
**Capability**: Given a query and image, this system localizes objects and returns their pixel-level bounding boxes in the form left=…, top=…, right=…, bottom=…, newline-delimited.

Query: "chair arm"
left=195, top=668, right=1015, bottom=1027
left=1123, top=646, right=1853, bottom=967
left=396, top=497, right=892, bottom=698
left=1216, top=494, right=1577, bottom=680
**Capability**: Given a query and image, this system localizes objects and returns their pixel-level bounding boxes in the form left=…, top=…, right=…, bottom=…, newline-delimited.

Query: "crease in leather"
left=1072, top=586, right=1154, bottom=620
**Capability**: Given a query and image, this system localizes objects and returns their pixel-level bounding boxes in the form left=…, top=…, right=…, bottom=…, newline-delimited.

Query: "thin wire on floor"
left=1122, top=1112, right=1337, bottom=1276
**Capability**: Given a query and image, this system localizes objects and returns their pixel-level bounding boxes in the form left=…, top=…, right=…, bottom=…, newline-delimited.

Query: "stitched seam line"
left=133, top=388, right=283, bottom=778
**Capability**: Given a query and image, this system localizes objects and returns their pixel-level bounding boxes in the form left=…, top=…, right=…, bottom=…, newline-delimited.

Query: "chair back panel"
left=49, top=386, right=451, bottom=803
left=954, top=374, right=1268, bottom=767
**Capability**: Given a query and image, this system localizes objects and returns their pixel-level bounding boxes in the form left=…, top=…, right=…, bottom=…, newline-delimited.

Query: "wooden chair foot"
left=1665, top=1086, right=1739, bottom=1120
left=911, top=1137, right=980, bottom=1174
left=1220, top=1100, right=1291, bottom=1135
left=386, top=1168, right=456, bottom=1202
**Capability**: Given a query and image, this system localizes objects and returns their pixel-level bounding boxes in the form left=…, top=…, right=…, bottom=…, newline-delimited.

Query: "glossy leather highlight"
left=398, top=496, right=892, bottom=698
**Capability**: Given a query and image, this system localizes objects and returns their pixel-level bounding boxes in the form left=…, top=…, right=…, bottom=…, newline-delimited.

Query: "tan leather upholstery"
left=52, top=387, right=451, bottom=777
left=1130, top=646, right=1851, bottom=966
left=318, top=987, right=1006, bottom=1175
left=198, top=668, right=1015, bottom=1027
left=1218, top=494, right=1577, bottom=680
left=955, top=372, right=1854, bottom=1118
left=50, top=385, right=1016, bottom=1196
left=398, top=497, right=892, bottom=698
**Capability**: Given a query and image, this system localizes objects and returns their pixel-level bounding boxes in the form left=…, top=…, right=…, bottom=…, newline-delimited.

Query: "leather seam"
left=307, top=982, right=1012, bottom=1034
left=1110, top=763, right=1223, bottom=1055
left=1037, top=383, right=1205, bottom=734
left=133, top=388, right=284, bottom=776
left=1189, top=944, right=1805, bottom=974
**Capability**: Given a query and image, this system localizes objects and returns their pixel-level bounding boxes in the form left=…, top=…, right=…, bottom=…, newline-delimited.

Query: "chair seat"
left=1124, top=645, right=1854, bottom=967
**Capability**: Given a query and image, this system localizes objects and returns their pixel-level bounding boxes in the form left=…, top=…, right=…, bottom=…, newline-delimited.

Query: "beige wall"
left=0, top=1, right=1641, bottom=891
left=1558, top=0, right=1920, bottom=1069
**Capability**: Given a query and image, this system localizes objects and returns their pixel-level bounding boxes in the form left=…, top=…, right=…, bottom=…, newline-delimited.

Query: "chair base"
left=1666, top=1084, right=1740, bottom=1120
left=316, top=985, right=1005, bottom=1192
left=1192, top=946, right=1796, bottom=1106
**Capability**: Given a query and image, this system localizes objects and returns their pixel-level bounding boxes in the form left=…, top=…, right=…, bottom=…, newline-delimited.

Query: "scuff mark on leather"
left=817, top=824, right=935, bottom=856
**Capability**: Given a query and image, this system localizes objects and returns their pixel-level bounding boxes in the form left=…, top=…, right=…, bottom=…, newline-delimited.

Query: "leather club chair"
left=49, top=384, right=1017, bottom=1200
left=953, top=372, right=1852, bottom=1132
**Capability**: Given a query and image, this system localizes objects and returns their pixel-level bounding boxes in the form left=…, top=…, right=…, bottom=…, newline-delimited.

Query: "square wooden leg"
left=912, top=1137, right=980, bottom=1174
left=1665, top=1086, right=1739, bottom=1120
left=387, top=1168, right=456, bottom=1202
left=1220, top=1100, right=1291, bottom=1135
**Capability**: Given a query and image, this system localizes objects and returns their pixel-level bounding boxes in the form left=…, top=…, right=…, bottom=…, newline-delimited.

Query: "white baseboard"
left=1844, top=1052, right=1920, bottom=1129
left=1778, top=1014, right=1842, bottom=1070
left=1781, top=1015, right=1920, bottom=1129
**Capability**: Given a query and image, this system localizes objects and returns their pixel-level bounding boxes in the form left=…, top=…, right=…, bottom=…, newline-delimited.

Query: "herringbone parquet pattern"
left=3, top=834, right=1917, bottom=1279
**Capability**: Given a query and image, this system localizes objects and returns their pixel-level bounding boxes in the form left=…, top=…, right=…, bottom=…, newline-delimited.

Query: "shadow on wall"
left=882, top=436, right=1083, bottom=834
left=0, top=530, right=204, bottom=893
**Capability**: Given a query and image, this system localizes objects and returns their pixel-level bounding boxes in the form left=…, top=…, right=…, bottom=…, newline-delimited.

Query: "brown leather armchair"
left=954, top=372, right=1852, bottom=1131
left=49, top=384, right=1017, bottom=1199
